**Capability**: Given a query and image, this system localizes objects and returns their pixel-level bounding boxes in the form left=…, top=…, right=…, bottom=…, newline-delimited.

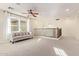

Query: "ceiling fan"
left=22, top=9, right=39, bottom=17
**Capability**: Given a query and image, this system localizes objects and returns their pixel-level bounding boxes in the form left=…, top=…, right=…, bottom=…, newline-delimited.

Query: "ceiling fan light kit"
left=22, top=9, right=39, bottom=17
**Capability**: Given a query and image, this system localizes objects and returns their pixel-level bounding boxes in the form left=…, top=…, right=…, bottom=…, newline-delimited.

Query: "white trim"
left=34, top=36, right=62, bottom=40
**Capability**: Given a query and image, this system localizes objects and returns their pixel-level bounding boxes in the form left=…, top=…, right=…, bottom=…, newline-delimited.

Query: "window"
left=20, top=21, right=27, bottom=31
left=11, top=19, right=19, bottom=31
left=8, top=17, right=27, bottom=33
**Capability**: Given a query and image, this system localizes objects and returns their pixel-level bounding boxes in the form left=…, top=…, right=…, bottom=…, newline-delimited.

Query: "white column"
left=27, top=18, right=32, bottom=34
left=19, top=17, right=21, bottom=32
left=2, top=11, right=9, bottom=41
left=27, top=19, right=30, bottom=32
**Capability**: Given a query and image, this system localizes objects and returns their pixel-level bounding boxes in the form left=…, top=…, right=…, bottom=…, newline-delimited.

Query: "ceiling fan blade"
left=21, top=9, right=39, bottom=17
left=33, top=13, right=39, bottom=15
left=22, top=13, right=28, bottom=14
left=31, top=13, right=37, bottom=17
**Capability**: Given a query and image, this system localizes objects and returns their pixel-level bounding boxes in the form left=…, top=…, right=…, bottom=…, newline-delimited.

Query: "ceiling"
left=0, top=3, right=79, bottom=18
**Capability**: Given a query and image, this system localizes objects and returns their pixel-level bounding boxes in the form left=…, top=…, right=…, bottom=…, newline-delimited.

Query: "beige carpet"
left=0, top=36, right=78, bottom=56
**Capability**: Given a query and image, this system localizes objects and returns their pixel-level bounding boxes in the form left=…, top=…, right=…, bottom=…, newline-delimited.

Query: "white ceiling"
left=0, top=3, right=79, bottom=18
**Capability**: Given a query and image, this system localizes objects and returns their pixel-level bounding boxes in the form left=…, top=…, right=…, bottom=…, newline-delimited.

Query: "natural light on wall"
left=27, top=18, right=32, bottom=33
left=53, top=47, right=67, bottom=56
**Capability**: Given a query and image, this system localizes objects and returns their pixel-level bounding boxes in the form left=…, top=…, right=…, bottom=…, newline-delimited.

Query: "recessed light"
left=66, top=9, right=70, bottom=12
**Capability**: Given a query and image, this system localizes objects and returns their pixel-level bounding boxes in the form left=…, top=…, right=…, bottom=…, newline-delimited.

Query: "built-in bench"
left=10, top=32, right=33, bottom=44
left=34, top=27, right=62, bottom=39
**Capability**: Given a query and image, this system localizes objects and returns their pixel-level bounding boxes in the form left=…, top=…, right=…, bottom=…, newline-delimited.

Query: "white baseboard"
left=34, top=36, right=62, bottom=40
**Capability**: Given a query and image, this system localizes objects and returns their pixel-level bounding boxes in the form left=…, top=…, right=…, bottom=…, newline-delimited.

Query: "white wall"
left=61, top=16, right=79, bottom=40
left=32, top=16, right=57, bottom=28
left=0, top=10, right=4, bottom=41
left=32, top=15, right=79, bottom=40
left=0, top=10, right=8, bottom=42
